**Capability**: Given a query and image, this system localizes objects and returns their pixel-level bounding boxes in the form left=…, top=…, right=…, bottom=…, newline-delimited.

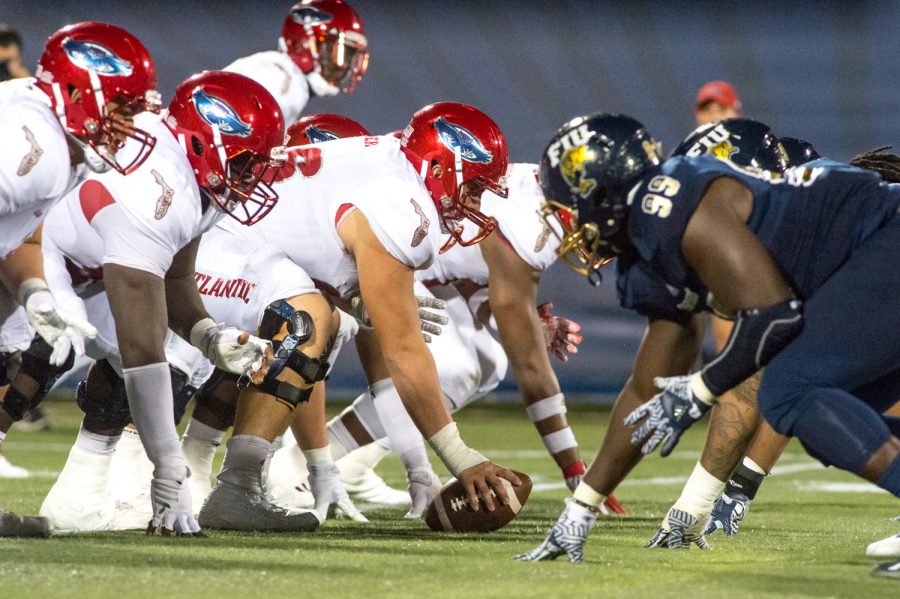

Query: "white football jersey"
left=43, top=112, right=222, bottom=279
left=418, top=163, right=560, bottom=285
left=224, top=51, right=309, bottom=126
left=219, top=135, right=442, bottom=299
left=0, top=78, right=83, bottom=257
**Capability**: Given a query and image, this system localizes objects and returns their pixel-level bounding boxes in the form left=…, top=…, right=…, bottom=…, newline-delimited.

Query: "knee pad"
left=193, top=368, right=239, bottom=427
left=258, top=300, right=335, bottom=408
left=76, top=359, right=131, bottom=430
left=1, top=337, right=75, bottom=422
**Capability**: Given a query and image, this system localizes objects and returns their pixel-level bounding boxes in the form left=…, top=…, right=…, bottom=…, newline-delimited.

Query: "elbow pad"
left=702, top=298, right=803, bottom=396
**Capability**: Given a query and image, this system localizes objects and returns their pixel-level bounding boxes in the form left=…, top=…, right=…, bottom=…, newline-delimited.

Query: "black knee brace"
left=193, top=368, right=239, bottom=427
left=258, top=300, right=333, bottom=407
left=1, top=338, right=75, bottom=422
left=76, top=360, right=131, bottom=430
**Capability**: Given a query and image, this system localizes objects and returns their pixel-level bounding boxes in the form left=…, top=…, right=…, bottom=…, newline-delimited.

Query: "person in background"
left=694, top=80, right=742, bottom=127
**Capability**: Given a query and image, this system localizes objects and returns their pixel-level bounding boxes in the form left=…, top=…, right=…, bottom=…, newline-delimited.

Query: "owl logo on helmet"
left=191, top=88, right=252, bottom=137
left=708, top=140, right=739, bottom=161
left=560, top=145, right=598, bottom=199
left=304, top=125, right=341, bottom=144
left=434, top=117, right=493, bottom=164
left=290, top=6, right=333, bottom=25
left=62, top=38, right=133, bottom=76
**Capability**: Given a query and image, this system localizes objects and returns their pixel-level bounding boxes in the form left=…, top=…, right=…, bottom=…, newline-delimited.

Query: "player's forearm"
left=164, top=272, right=209, bottom=341
left=380, top=342, right=452, bottom=438
left=0, top=241, right=45, bottom=299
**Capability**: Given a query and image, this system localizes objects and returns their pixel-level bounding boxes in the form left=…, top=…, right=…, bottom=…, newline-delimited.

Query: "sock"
left=75, top=424, right=120, bottom=455
left=369, top=378, right=425, bottom=459
left=0, top=430, right=6, bottom=442
left=183, top=418, right=226, bottom=446
left=327, top=419, right=359, bottom=460
left=876, top=453, right=900, bottom=497
left=217, top=434, right=271, bottom=492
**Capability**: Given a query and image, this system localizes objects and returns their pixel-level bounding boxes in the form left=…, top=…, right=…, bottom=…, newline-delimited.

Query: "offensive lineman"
left=0, top=21, right=160, bottom=537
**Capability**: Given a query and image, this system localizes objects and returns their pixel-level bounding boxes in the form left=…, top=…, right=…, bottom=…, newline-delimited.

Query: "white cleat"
left=338, top=443, right=410, bottom=509
left=106, top=430, right=154, bottom=530
left=0, top=453, right=29, bottom=479
left=40, top=446, right=122, bottom=532
left=867, top=532, right=900, bottom=557
left=182, top=436, right=218, bottom=516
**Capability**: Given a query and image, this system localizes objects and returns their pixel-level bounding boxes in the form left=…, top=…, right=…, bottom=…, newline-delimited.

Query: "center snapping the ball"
left=424, top=471, right=532, bottom=533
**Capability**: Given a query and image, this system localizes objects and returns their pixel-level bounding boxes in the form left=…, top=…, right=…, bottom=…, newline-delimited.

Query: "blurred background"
left=6, top=0, right=900, bottom=402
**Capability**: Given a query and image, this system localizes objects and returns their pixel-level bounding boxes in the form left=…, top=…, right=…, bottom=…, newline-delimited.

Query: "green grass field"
left=0, top=400, right=897, bottom=598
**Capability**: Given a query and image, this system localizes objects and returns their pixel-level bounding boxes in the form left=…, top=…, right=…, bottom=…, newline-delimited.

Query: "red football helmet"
left=165, top=71, right=287, bottom=225
left=34, top=22, right=161, bottom=175
left=400, top=102, right=509, bottom=251
left=280, top=0, right=368, bottom=94
left=286, top=113, right=370, bottom=146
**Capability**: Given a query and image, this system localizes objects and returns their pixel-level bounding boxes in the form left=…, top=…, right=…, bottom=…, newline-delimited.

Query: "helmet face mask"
left=539, top=113, right=660, bottom=283
left=35, top=22, right=161, bottom=174
left=165, top=71, right=287, bottom=226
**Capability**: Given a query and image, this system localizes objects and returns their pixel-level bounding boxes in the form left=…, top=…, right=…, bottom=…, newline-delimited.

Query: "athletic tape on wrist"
left=689, top=372, right=716, bottom=404
left=573, top=480, right=605, bottom=509
left=17, top=278, right=50, bottom=306
left=427, top=422, right=487, bottom=476
left=541, top=426, right=578, bottom=455
left=302, top=446, right=332, bottom=466
left=189, top=317, right=219, bottom=354
left=563, top=460, right=586, bottom=479
left=526, top=393, right=566, bottom=423
left=676, top=462, right=726, bottom=515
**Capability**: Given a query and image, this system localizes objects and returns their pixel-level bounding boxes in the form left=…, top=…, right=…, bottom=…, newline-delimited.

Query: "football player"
left=189, top=101, right=521, bottom=530
left=224, top=0, right=367, bottom=125
left=36, top=71, right=283, bottom=535
left=520, top=112, right=900, bottom=563
left=0, top=21, right=160, bottom=537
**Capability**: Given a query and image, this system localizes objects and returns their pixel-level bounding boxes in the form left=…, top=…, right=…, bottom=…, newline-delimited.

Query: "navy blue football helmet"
left=671, top=118, right=788, bottom=173
left=779, top=137, right=821, bottom=166
left=539, top=113, right=661, bottom=281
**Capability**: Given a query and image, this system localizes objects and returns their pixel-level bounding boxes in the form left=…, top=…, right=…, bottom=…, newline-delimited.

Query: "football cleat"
left=872, top=560, right=900, bottom=579
left=646, top=507, right=710, bottom=550
left=516, top=498, right=598, bottom=563
left=867, top=532, right=900, bottom=558
left=704, top=491, right=750, bottom=536
left=338, top=445, right=410, bottom=509
left=600, top=494, right=627, bottom=516
left=0, top=508, right=50, bottom=538
left=182, top=436, right=218, bottom=516
left=0, top=453, right=29, bottom=479
left=40, top=445, right=122, bottom=532
left=199, top=480, right=322, bottom=532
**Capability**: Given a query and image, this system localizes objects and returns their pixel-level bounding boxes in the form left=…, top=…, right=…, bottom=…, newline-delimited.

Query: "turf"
left=0, top=400, right=897, bottom=598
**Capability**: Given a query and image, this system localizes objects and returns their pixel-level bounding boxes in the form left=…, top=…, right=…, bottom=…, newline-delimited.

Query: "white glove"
left=148, top=467, right=202, bottom=535
left=349, top=294, right=448, bottom=343
left=516, top=498, right=598, bottom=563
left=190, top=318, right=271, bottom=379
left=308, top=461, right=368, bottom=523
left=405, top=468, right=442, bottom=519
left=23, top=286, right=97, bottom=366
left=645, top=505, right=710, bottom=549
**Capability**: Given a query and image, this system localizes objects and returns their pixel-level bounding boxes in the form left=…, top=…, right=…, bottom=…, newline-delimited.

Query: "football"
left=424, top=471, right=532, bottom=533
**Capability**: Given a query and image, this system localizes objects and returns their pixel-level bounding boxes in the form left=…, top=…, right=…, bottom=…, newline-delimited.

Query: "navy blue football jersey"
left=622, top=156, right=900, bottom=304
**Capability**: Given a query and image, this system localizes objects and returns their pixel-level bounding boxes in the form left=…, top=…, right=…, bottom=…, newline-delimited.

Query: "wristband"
left=563, top=460, right=586, bottom=479
left=690, top=372, right=716, bottom=404
left=190, top=317, right=233, bottom=359
left=17, top=278, right=50, bottom=306
left=526, top=393, right=566, bottom=422
left=427, top=422, right=487, bottom=477
left=573, top=480, right=605, bottom=510
left=541, top=427, right=578, bottom=455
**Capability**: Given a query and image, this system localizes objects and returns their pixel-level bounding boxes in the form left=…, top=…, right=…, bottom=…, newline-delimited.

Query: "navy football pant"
left=758, top=217, right=900, bottom=496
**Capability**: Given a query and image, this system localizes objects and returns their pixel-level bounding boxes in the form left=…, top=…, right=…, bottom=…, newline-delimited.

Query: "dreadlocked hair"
left=849, top=146, right=900, bottom=184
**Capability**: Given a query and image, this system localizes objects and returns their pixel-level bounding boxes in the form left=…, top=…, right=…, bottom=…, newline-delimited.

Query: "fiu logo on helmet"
left=560, top=145, right=598, bottom=200
left=305, top=125, right=340, bottom=144
left=434, top=118, right=493, bottom=164
left=191, top=88, right=252, bottom=137
left=62, top=38, right=133, bottom=76
left=290, top=6, right=333, bottom=25
left=685, top=123, right=737, bottom=160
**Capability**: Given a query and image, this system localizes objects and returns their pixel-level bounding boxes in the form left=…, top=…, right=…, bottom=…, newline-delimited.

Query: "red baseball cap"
left=695, top=80, right=742, bottom=110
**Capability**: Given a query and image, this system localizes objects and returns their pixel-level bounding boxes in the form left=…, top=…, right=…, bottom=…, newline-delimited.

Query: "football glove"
left=147, top=467, right=202, bottom=536
left=308, top=461, right=368, bottom=523
left=25, top=289, right=97, bottom=366
left=537, top=302, right=583, bottom=362
left=191, top=319, right=271, bottom=380
left=625, top=374, right=715, bottom=456
left=405, top=468, right=442, bottom=519
left=646, top=506, right=709, bottom=550
left=349, top=294, right=448, bottom=342
left=516, top=498, right=597, bottom=563
left=704, top=491, right=750, bottom=536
